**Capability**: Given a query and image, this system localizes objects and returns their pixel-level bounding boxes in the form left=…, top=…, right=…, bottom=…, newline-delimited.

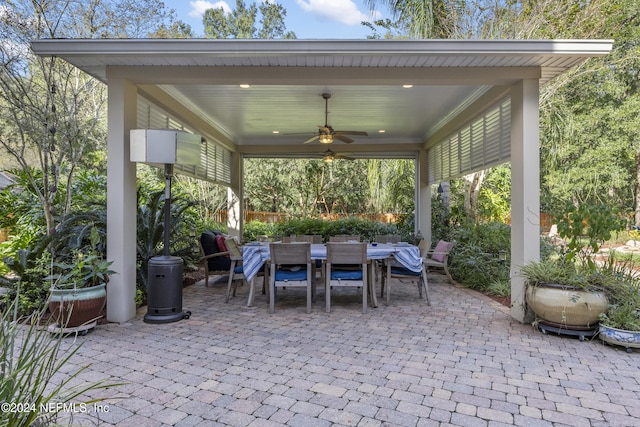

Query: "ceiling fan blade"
left=334, top=130, right=368, bottom=136
left=336, top=154, right=355, bottom=161
left=334, top=134, right=354, bottom=143
left=303, top=135, right=320, bottom=144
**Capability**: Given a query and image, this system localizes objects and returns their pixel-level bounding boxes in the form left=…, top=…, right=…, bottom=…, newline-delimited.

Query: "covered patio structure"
left=30, top=38, right=613, bottom=324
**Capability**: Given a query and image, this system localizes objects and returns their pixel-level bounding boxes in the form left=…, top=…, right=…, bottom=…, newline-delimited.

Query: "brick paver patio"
left=56, top=273, right=640, bottom=426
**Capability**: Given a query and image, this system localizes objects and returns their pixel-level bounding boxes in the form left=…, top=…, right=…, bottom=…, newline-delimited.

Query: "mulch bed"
left=485, top=293, right=511, bottom=307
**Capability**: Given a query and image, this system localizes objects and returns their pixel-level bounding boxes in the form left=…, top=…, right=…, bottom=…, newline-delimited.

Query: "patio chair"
left=282, top=235, right=321, bottom=243
left=224, top=238, right=265, bottom=303
left=329, top=235, right=361, bottom=242
left=199, top=231, right=231, bottom=287
left=374, top=234, right=401, bottom=244
left=422, top=239, right=454, bottom=281
left=269, top=243, right=314, bottom=313
left=383, top=255, right=430, bottom=306
left=325, top=242, right=369, bottom=313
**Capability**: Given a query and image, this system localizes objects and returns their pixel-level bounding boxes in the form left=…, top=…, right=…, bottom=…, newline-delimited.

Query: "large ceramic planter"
left=525, top=283, right=608, bottom=329
left=599, top=324, right=640, bottom=352
left=48, top=283, right=106, bottom=329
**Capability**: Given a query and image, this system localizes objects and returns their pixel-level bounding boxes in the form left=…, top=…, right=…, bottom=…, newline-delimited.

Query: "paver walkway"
left=56, top=273, right=640, bottom=426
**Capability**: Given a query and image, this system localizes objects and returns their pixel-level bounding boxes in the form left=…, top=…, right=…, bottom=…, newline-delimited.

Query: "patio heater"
left=130, top=129, right=201, bottom=324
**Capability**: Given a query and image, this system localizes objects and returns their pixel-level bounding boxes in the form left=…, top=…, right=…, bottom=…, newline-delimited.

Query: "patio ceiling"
left=31, top=38, right=613, bottom=157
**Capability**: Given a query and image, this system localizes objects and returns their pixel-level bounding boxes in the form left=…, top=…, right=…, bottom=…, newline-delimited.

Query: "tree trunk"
left=635, top=148, right=640, bottom=226
left=464, top=171, right=486, bottom=219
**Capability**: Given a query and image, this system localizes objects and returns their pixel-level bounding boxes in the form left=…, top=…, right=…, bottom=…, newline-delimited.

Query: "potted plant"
left=521, top=203, right=625, bottom=337
left=521, top=259, right=609, bottom=332
left=47, top=228, right=115, bottom=331
left=599, top=277, right=640, bottom=352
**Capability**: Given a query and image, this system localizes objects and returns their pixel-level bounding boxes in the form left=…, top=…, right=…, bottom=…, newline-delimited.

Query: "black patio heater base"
left=143, top=255, right=192, bottom=324
left=143, top=310, right=191, bottom=324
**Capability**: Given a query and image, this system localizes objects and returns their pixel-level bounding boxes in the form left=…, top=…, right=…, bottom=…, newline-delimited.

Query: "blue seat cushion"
left=330, top=270, right=363, bottom=280
left=274, top=269, right=307, bottom=281
left=234, top=265, right=244, bottom=274
left=391, top=266, right=421, bottom=276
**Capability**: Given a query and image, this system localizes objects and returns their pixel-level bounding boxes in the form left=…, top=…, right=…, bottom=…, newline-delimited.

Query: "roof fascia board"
left=106, top=65, right=541, bottom=86
left=31, top=38, right=614, bottom=57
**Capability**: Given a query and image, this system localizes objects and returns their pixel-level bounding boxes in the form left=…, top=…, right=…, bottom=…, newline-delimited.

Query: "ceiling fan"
left=320, top=149, right=354, bottom=163
left=294, top=93, right=368, bottom=144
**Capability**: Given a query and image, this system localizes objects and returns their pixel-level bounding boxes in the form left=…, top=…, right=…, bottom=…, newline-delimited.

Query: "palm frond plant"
left=136, top=188, right=199, bottom=292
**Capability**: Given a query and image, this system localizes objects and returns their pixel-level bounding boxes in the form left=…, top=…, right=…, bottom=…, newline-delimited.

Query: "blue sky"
left=164, top=0, right=389, bottom=39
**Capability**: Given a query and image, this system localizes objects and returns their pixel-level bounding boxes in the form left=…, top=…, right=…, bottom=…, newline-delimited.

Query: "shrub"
left=447, top=221, right=511, bottom=291
left=243, top=217, right=404, bottom=243
left=243, top=220, right=277, bottom=242
left=1, top=235, right=52, bottom=316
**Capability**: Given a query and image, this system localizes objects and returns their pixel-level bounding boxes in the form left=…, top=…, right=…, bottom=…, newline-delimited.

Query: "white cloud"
left=189, top=1, right=231, bottom=20
left=296, top=0, right=379, bottom=26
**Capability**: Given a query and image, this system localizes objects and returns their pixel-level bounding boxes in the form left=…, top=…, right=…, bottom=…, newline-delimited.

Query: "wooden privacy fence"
left=211, top=210, right=401, bottom=224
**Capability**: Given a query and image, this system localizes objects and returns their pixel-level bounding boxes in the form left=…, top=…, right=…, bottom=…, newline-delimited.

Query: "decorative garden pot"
left=599, top=324, right=640, bottom=352
left=48, top=283, right=106, bottom=329
left=525, top=283, right=608, bottom=329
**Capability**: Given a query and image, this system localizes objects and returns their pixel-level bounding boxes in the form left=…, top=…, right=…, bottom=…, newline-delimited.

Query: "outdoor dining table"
left=241, top=242, right=423, bottom=308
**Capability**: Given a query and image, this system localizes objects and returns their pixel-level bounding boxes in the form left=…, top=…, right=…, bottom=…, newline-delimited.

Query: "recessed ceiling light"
left=272, top=130, right=280, bottom=134
left=239, top=84, right=251, bottom=89
left=402, top=84, right=413, bottom=88
left=378, top=130, right=386, bottom=133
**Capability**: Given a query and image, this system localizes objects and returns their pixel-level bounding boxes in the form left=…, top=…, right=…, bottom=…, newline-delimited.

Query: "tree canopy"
left=0, top=0, right=177, bottom=234
left=203, top=0, right=296, bottom=39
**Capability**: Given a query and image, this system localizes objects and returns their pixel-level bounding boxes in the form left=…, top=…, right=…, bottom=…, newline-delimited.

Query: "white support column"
left=106, top=77, right=137, bottom=323
left=227, top=152, right=243, bottom=239
left=510, top=79, right=540, bottom=322
left=417, top=150, right=432, bottom=243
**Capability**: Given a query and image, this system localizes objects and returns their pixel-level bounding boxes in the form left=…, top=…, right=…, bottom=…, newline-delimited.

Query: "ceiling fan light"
left=323, top=153, right=335, bottom=163
left=319, top=134, right=333, bottom=144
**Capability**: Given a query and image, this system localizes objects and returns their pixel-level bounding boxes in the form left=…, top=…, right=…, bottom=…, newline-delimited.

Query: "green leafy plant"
left=552, top=202, right=625, bottom=269
left=600, top=302, right=640, bottom=331
left=1, top=234, right=52, bottom=316
left=47, top=227, right=115, bottom=290
left=487, top=278, right=511, bottom=298
left=598, top=262, right=640, bottom=331
left=519, top=258, right=587, bottom=289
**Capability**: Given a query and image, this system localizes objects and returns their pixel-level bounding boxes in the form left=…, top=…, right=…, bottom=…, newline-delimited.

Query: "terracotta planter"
left=599, top=324, right=640, bottom=352
left=526, top=283, right=608, bottom=328
left=48, top=283, right=106, bottom=328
